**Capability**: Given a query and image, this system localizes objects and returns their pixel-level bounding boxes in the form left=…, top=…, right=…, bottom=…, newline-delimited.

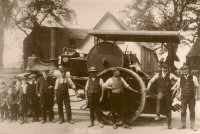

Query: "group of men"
left=0, top=63, right=199, bottom=131
left=0, top=68, right=77, bottom=125
left=0, top=66, right=139, bottom=129
left=36, top=68, right=77, bottom=124
left=85, top=67, right=138, bottom=129
left=146, top=63, right=199, bottom=131
left=85, top=63, right=199, bottom=130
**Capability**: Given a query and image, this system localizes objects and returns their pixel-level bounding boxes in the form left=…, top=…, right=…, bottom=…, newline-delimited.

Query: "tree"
left=0, top=0, right=17, bottom=67
left=13, top=0, right=76, bottom=35
left=121, top=0, right=200, bottom=72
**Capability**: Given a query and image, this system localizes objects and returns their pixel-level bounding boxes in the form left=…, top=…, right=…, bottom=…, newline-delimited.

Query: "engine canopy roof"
left=88, top=30, right=180, bottom=43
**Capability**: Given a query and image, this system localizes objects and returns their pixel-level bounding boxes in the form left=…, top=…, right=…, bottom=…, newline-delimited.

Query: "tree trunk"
left=0, top=5, right=4, bottom=68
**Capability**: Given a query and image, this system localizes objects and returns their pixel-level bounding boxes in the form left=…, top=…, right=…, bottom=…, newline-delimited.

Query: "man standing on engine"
left=146, top=63, right=178, bottom=129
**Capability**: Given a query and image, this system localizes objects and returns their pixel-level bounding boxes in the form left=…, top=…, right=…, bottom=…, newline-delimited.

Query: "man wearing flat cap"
left=146, top=63, right=178, bottom=129
left=175, top=64, right=199, bottom=131
left=28, top=74, right=40, bottom=122
left=54, top=68, right=77, bottom=124
left=85, top=66, right=104, bottom=128
left=37, top=69, right=55, bottom=124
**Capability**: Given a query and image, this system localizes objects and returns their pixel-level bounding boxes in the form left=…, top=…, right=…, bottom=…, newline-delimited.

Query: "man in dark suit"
left=37, top=69, right=55, bottom=124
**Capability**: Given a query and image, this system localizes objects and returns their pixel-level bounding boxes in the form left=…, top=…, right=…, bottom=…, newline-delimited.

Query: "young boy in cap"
left=28, top=74, right=40, bottom=122
left=12, top=80, right=20, bottom=121
left=6, top=86, right=14, bottom=122
left=19, top=77, right=30, bottom=124
left=146, top=63, right=178, bottom=129
left=54, top=68, right=77, bottom=124
left=85, top=66, right=104, bottom=128
left=175, top=64, right=199, bottom=131
left=6, top=86, right=18, bottom=122
left=103, top=68, right=138, bottom=129
left=0, top=81, right=8, bottom=121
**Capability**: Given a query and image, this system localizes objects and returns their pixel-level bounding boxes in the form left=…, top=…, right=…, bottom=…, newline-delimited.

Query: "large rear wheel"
left=98, top=67, right=146, bottom=124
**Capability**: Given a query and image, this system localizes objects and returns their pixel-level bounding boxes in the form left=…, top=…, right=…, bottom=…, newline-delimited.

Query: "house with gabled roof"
left=77, top=12, right=159, bottom=74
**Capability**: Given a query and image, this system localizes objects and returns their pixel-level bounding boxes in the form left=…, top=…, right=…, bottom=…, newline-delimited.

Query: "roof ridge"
left=93, top=11, right=132, bottom=30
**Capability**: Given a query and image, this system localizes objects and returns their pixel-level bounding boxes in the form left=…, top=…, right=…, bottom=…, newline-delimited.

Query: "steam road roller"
left=27, top=30, right=181, bottom=125
left=84, top=40, right=180, bottom=124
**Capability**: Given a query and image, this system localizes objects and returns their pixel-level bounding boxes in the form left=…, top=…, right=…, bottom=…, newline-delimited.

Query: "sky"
left=68, top=0, right=131, bottom=29
left=3, top=0, right=190, bottom=68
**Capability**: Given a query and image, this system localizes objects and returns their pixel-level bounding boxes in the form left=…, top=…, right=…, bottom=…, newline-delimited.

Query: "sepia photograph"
left=0, top=0, right=200, bottom=134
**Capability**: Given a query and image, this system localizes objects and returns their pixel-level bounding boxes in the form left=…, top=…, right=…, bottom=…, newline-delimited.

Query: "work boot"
left=32, top=118, right=36, bottom=122
left=14, top=116, right=17, bottom=122
left=178, top=115, right=186, bottom=129
left=113, top=124, right=117, bottom=129
left=49, top=119, right=56, bottom=123
left=154, top=115, right=161, bottom=121
left=59, top=120, right=64, bottom=124
left=9, top=119, right=13, bottom=123
left=24, top=116, right=28, bottom=123
left=168, top=125, right=172, bottom=129
left=20, top=117, right=24, bottom=125
left=20, top=119, right=24, bottom=125
left=20, top=120, right=24, bottom=124
left=190, top=115, right=197, bottom=131
left=123, top=123, right=131, bottom=129
left=41, top=120, right=46, bottom=124
left=35, top=118, right=40, bottom=122
left=98, top=121, right=104, bottom=128
left=68, top=120, right=74, bottom=124
left=88, top=121, right=94, bottom=127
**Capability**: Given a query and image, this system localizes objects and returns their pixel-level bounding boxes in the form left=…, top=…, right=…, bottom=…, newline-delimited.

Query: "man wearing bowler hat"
left=37, top=69, right=55, bottom=124
left=85, top=66, right=104, bottom=128
left=175, top=64, right=199, bottom=131
left=146, top=63, right=178, bottom=129
left=54, top=68, right=77, bottom=124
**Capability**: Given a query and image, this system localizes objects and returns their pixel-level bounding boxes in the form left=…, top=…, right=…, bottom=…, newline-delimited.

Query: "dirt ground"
left=0, top=99, right=200, bottom=134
